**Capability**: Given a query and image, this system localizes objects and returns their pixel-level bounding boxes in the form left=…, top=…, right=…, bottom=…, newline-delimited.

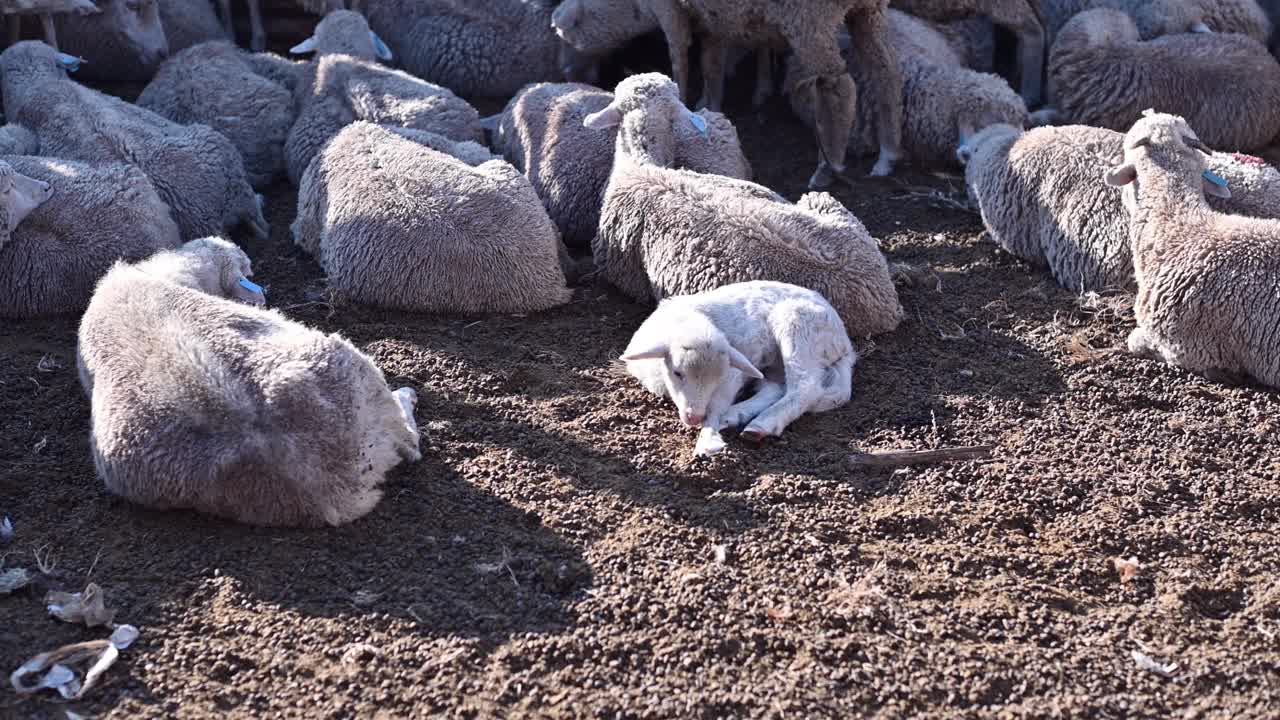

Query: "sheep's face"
left=955, top=123, right=1021, bottom=167
left=622, top=324, right=762, bottom=428
left=0, top=162, right=52, bottom=243
left=105, top=0, right=169, bottom=71
left=0, top=41, right=80, bottom=81
left=1105, top=112, right=1229, bottom=205
left=551, top=0, right=654, bottom=56
left=292, top=11, right=391, bottom=61
left=181, top=238, right=266, bottom=306
left=583, top=73, right=707, bottom=167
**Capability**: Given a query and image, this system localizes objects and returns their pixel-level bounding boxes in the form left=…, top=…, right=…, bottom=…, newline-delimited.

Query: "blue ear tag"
left=55, top=53, right=83, bottom=73
left=688, top=112, right=708, bottom=137
left=239, top=278, right=264, bottom=294
left=1203, top=170, right=1228, bottom=187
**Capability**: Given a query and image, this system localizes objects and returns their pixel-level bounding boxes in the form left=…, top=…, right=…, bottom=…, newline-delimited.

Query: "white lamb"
left=78, top=237, right=422, bottom=527
left=624, top=281, right=856, bottom=456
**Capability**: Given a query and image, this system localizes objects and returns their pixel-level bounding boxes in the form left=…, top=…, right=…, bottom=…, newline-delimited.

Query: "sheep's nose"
left=683, top=412, right=705, bottom=428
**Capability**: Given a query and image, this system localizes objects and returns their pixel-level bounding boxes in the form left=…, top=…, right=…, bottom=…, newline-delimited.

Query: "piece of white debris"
left=712, top=544, right=729, bottom=565
left=46, top=583, right=117, bottom=628
left=1131, top=649, right=1178, bottom=677
left=0, top=568, right=32, bottom=594
left=0, top=517, right=12, bottom=542
left=1113, top=556, right=1140, bottom=584
left=10, top=624, right=139, bottom=700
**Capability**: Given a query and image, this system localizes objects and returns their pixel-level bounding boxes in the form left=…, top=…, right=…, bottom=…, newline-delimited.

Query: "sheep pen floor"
left=3, top=98, right=1279, bottom=719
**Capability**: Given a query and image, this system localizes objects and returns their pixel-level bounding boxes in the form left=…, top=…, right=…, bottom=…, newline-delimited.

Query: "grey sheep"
left=284, top=11, right=481, bottom=185
left=157, top=0, right=228, bottom=54
left=1043, top=0, right=1268, bottom=46
left=1, top=41, right=267, bottom=241
left=589, top=74, right=903, bottom=338
left=1104, top=111, right=1280, bottom=388
left=787, top=10, right=1027, bottom=172
left=489, top=81, right=751, bottom=251
left=959, top=122, right=1280, bottom=292
left=78, top=236, right=423, bottom=527
left=0, top=123, right=38, bottom=155
left=889, top=0, right=1044, bottom=105
left=55, top=0, right=168, bottom=81
left=0, top=154, right=181, bottom=318
left=137, top=41, right=294, bottom=189
left=1045, top=8, right=1280, bottom=152
left=362, top=0, right=597, bottom=99
left=292, top=121, right=573, bottom=314
left=551, top=0, right=905, bottom=188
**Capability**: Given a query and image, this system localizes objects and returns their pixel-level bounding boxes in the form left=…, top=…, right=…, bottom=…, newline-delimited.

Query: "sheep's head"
left=1062, top=8, right=1141, bottom=47
left=583, top=73, right=707, bottom=167
left=0, top=41, right=85, bottom=81
left=956, top=123, right=1023, bottom=167
left=0, top=161, right=52, bottom=248
left=1104, top=111, right=1229, bottom=207
left=1123, top=0, right=1210, bottom=38
left=94, top=0, right=168, bottom=71
left=551, top=0, right=655, bottom=57
left=180, top=237, right=266, bottom=306
left=621, top=313, right=762, bottom=429
left=291, top=10, right=392, bottom=62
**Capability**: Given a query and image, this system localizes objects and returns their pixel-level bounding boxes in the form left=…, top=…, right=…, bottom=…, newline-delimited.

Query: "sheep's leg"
left=741, top=369, right=825, bottom=442
left=845, top=5, right=902, bottom=177
left=753, top=49, right=773, bottom=109
left=698, top=36, right=727, bottom=112
left=247, top=0, right=266, bottom=53
left=694, top=372, right=749, bottom=457
left=216, top=0, right=233, bottom=40
left=39, top=13, right=56, bottom=49
left=651, top=1, right=694, bottom=105
left=392, top=387, right=422, bottom=461
left=720, top=380, right=786, bottom=430
left=7, top=16, right=20, bottom=46
left=787, top=24, right=855, bottom=189
left=989, top=0, right=1045, bottom=106
left=1126, top=326, right=1159, bottom=359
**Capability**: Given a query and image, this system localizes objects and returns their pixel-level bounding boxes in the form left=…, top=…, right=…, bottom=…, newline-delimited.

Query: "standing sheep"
left=292, top=121, right=573, bottom=314
left=551, top=0, right=905, bottom=187
left=55, top=0, right=168, bottom=81
left=1045, top=8, right=1280, bottom=152
left=1104, top=111, right=1280, bottom=388
left=157, top=0, right=228, bottom=54
left=623, top=281, right=857, bottom=456
left=284, top=11, right=481, bottom=185
left=2, top=0, right=99, bottom=51
left=489, top=81, right=751, bottom=251
left=589, top=74, right=903, bottom=338
left=78, top=236, right=423, bottom=527
left=0, top=155, right=181, bottom=318
left=137, top=41, right=294, bottom=189
left=2, top=41, right=267, bottom=242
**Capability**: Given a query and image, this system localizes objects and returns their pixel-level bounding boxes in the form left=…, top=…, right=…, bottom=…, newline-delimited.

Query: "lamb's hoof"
left=740, top=426, right=773, bottom=445
left=694, top=430, right=727, bottom=457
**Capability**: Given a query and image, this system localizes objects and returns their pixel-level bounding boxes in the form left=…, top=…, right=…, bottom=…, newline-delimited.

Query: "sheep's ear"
left=55, top=53, right=84, bottom=72
left=290, top=35, right=318, bottom=54
left=957, top=120, right=975, bottom=146
left=1105, top=164, right=1137, bottom=186
left=232, top=277, right=267, bottom=306
left=1190, top=21, right=1212, bottom=33
left=620, top=342, right=668, bottom=361
left=726, top=346, right=763, bottom=380
left=370, top=31, right=393, bottom=61
left=6, top=171, right=53, bottom=235
left=583, top=105, right=622, bottom=130
left=683, top=106, right=708, bottom=137
left=1202, top=169, right=1231, bottom=198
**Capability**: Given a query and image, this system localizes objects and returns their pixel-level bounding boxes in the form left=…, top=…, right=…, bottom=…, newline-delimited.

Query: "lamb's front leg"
left=721, top=380, right=786, bottom=430
left=693, top=373, right=747, bottom=457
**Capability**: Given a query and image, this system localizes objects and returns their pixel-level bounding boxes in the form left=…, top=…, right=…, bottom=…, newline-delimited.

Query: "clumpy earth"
left=2, top=95, right=1278, bottom=719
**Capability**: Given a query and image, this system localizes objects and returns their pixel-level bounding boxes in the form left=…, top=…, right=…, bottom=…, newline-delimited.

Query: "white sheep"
left=1104, top=111, right=1280, bottom=388
left=78, top=236, right=422, bottom=527
left=284, top=10, right=481, bottom=185
left=588, top=73, right=903, bottom=338
left=552, top=0, right=905, bottom=187
left=1, top=41, right=267, bottom=242
left=787, top=10, right=1027, bottom=172
left=623, top=281, right=856, bottom=456
left=489, top=81, right=751, bottom=251
left=292, top=121, right=573, bottom=314
left=137, top=41, right=294, bottom=189
left=54, top=0, right=168, bottom=81
left=0, top=154, right=180, bottom=318
left=1044, top=8, right=1280, bottom=151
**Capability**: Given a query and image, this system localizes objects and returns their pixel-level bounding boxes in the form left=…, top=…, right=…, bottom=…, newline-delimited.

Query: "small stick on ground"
left=848, top=445, right=996, bottom=469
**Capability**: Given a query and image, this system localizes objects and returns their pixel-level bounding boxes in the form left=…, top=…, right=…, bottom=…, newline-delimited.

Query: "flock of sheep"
left=2, top=0, right=1279, bottom=529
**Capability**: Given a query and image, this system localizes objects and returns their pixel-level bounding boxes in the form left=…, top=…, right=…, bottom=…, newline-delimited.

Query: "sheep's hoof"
left=694, top=430, right=727, bottom=457
left=739, top=428, right=770, bottom=445
left=808, top=164, right=838, bottom=190
left=869, top=154, right=898, bottom=177
left=251, top=33, right=267, bottom=53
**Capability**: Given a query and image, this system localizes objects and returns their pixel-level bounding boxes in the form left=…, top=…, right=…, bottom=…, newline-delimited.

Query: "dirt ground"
left=2, top=89, right=1279, bottom=718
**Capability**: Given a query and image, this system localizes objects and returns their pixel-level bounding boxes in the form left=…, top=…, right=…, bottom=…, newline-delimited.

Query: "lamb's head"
left=956, top=123, right=1023, bottom=167
left=622, top=312, right=763, bottom=428
left=583, top=73, right=708, bottom=167
left=291, top=10, right=393, bottom=61
left=0, top=161, right=52, bottom=248
left=178, top=237, right=266, bottom=306
left=0, top=41, right=86, bottom=83
left=551, top=0, right=656, bottom=57
left=1104, top=110, right=1230, bottom=211
left=88, top=0, right=169, bottom=71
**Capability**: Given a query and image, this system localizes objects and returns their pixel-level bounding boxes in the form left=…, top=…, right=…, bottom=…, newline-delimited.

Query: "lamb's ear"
left=290, top=35, right=318, bottom=54
left=620, top=342, right=668, bottom=361
left=1202, top=169, right=1231, bottom=198
left=1105, top=164, right=1137, bottom=187
left=370, top=31, right=393, bottom=61
left=583, top=104, right=622, bottom=130
left=726, top=346, right=763, bottom=380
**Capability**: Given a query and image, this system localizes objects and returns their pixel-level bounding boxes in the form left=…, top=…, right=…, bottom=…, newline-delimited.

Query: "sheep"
left=622, top=281, right=857, bottom=456
left=959, top=122, right=1280, bottom=293
left=888, top=0, right=1044, bottom=105
left=1, top=41, right=267, bottom=242
left=284, top=11, right=481, bottom=185
left=1043, top=0, right=1269, bottom=47
left=551, top=0, right=905, bottom=188
left=361, top=0, right=597, bottom=99
left=54, top=0, right=168, bottom=81
left=137, top=41, right=294, bottom=189
left=1045, top=8, right=1280, bottom=152
left=489, top=81, right=751, bottom=251
left=1103, top=111, right=1280, bottom=388
left=157, top=0, right=228, bottom=54
left=0, top=123, right=38, bottom=155
left=0, top=155, right=181, bottom=318
left=243, top=0, right=345, bottom=52
left=291, top=121, right=573, bottom=314
left=2, top=0, right=99, bottom=51
left=588, top=74, right=903, bottom=338
left=244, top=51, right=307, bottom=93
left=787, top=10, right=1027, bottom=172
left=77, top=236, right=423, bottom=527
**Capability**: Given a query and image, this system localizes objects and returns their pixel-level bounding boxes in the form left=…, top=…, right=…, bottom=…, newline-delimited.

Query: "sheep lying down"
left=78, top=238, right=422, bottom=527
left=623, top=281, right=856, bottom=456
